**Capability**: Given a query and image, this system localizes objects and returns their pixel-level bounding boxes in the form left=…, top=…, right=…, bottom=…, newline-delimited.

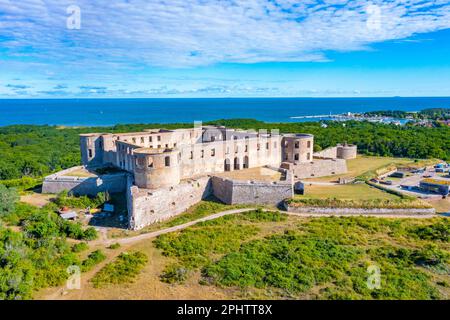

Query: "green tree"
left=0, top=185, right=19, bottom=217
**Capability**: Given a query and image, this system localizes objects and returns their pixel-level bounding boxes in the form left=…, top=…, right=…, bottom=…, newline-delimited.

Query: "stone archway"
left=234, top=157, right=240, bottom=170
left=224, top=158, right=231, bottom=171
left=243, top=156, right=249, bottom=169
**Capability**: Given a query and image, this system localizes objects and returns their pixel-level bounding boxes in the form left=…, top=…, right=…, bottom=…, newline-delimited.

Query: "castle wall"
left=128, top=176, right=212, bottom=230
left=210, top=177, right=234, bottom=204
left=336, top=144, right=357, bottom=159
left=289, top=159, right=348, bottom=179
left=42, top=167, right=127, bottom=196
left=210, top=176, right=293, bottom=206
left=127, top=173, right=293, bottom=230
left=313, top=146, right=338, bottom=159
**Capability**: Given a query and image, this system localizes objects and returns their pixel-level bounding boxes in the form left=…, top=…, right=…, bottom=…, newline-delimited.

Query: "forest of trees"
left=364, top=108, right=450, bottom=120
left=0, top=119, right=449, bottom=181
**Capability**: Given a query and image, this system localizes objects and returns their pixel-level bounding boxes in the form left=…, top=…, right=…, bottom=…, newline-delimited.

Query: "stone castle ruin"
left=43, top=124, right=357, bottom=230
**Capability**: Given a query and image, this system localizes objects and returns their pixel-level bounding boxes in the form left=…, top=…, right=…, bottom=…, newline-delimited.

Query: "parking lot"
left=378, top=166, right=449, bottom=200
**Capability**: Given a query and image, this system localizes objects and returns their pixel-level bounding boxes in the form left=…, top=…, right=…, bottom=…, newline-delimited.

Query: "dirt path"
left=98, top=208, right=256, bottom=246
left=95, top=207, right=440, bottom=247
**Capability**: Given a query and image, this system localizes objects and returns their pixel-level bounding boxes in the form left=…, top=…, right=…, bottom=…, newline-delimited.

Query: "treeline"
left=364, top=108, right=450, bottom=120
left=0, top=120, right=449, bottom=180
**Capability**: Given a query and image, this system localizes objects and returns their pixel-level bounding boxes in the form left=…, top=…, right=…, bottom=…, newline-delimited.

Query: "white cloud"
left=0, top=0, right=448, bottom=69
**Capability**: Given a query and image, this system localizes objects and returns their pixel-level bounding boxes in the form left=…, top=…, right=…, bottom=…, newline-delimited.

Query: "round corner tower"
left=133, top=148, right=181, bottom=189
left=282, top=134, right=314, bottom=164
left=336, top=143, right=357, bottom=160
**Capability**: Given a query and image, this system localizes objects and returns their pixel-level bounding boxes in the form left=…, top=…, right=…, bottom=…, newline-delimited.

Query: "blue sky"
left=1, top=0, right=450, bottom=98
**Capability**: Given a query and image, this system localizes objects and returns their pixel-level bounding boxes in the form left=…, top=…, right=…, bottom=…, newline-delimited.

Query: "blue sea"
left=0, top=97, right=449, bottom=126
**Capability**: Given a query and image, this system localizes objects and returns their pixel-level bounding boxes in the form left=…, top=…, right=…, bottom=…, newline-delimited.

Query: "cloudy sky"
left=0, top=0, right=450, bottom=98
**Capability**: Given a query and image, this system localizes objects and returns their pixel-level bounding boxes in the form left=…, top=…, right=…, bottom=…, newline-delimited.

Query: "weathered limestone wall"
left=210, top=176, right=234, bottom=204
left=290, top=159, right=347, bottom=179
left=313, top=146, right=337, bottom=159
left=210, top=176, right=293, bottom=206
left=336, top=144, right=358, bottom=159
left=128, top=173, right=293, bottom=230
left=230, top=181, right=293, bottom=205
left=129, top=177, right=212, bottom=230
left=42, top=166, right=127, bottom=196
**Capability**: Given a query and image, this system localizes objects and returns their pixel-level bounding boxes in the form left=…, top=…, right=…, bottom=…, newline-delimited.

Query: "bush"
left=108, top=243, right=121, bottom=249
left=82, top=227, right=98, bottom=241
left=81, top=250, right=107, bottom=272
left=160, top=264, right=189, bottom=284
left=409, top=221, right=450, bottom=242
left=54, top=190, right=107, bottom=209
left=61, top=221, right=85, bottom=239
left=239, top=209, right=287, bottom=222
left=91, top=251, right=148, bottom=288
left=72, top=242, right=89, bottom=253
left=0, top=184, right=19, bottom=217
left=0, top=176, right=43, bottom=191
left=286, top=197, right=431, bottom=209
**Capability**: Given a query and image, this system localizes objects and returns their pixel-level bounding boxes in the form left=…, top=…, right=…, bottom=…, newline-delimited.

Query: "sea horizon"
left=1, top=96, right=449, bottom=127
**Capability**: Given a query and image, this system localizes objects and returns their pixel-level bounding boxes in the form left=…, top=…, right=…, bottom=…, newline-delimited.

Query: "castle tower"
left=336, top=143, right=357, bottom=159
left=133, top=148, right=181, bottom=189
left=80, top=133, right=105, bottom=167
left=282, top=134, right=314, bottom=164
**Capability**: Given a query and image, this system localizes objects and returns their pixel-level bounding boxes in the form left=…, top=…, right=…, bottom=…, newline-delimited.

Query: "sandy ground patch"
left=20, top=193, right=54, bottom=207
left=216, top=166, right=282, bottom=182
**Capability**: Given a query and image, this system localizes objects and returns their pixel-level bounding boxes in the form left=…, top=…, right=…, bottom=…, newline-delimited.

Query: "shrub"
left=72, top=242, right=89, bottom=253
left=160, top=264, right=189, bottom=284
left=0, top=176, right=43, bottom=191
left=239, top=209, right=287, bottom=222
left=81, top=227, right=98, bottom=241
left=81, top=250, right=107, bottom=272
left=409, top=221, right=450, bottom=242
left=286, top=197, right=431, bottom=209
left=61, top=221, right=85, bottom=239
left=0, top=184, right=19, bottom=217
left=91, top=251, right=148, bottom=288
left=54, top=190, right=107, bottom=209
left=108, top=243, right=121, bottom=249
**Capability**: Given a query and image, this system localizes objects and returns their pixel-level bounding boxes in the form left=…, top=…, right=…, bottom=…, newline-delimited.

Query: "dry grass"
left=63, top=168, right=96, bottom=178
left=425, top=198, right=450, bottom=213
left=36, top=239, right=235, bottom=300
left=216, top=166, right=282, bottom=182
left=301, top=183, right=400, bottom=201
left=20, top=193, right=55, bottom=207
left=304, top=156, right=417, bottom=182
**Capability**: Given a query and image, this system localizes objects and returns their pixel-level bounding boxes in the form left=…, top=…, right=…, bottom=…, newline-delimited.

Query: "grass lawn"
left=305, top=156, right=430, bottom=182
left=301, top=183, right=400, bottom=201
left=63, top=167, right=97, bottom=178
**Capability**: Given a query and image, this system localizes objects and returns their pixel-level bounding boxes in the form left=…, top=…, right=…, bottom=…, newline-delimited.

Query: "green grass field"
left=301, top=183, right=399, bottom=201
left=305, top=156, right=438, bottom=182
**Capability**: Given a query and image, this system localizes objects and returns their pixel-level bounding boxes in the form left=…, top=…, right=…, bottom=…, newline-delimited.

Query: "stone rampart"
left=290, top=159, right=347, bottom=179
left=42, top=166, right=127, bottom=196
left=128, top=176, right=212, bottom=230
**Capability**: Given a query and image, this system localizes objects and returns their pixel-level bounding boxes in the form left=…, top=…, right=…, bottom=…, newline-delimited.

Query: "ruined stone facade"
left=45, top=125, right=358, bottom=230
left=80, top=126, right=300, bottom=189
